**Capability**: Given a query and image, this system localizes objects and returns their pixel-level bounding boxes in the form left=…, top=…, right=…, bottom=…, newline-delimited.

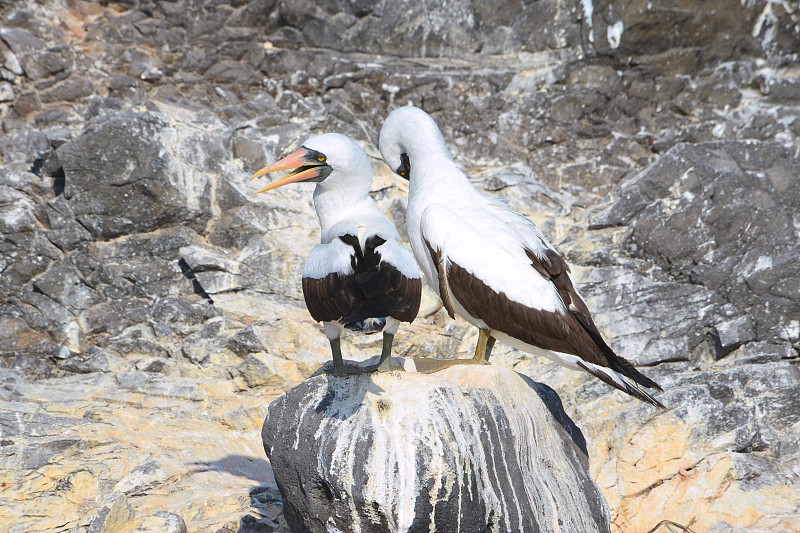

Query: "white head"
left=251, top=133, right=372, bottom=196
left=378, top=106, right=451, bottom=180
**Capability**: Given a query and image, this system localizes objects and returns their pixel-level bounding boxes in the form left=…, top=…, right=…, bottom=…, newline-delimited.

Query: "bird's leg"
left=371, top=332, right=400, bottom=372
left=484, top=334, right=496, bottom=364
left=329, top=338, right=363, bottom=375
left=469, top=328, right=494, bottom=365
left=330, top=338, right=345, bottom=373
left=417, top=328, right=494, bottom=373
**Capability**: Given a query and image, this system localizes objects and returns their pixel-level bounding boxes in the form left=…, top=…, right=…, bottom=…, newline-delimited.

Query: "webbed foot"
left=327, top=338, right=368, bottom=376
left=329, top=362, right=370, bottom=376
left=366, top=333, right=405, bottom=373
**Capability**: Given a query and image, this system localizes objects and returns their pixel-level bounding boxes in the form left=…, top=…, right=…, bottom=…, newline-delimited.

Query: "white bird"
left=252, top=133, right=422, bottom=375
left=378, top=106, right=664, bottom=407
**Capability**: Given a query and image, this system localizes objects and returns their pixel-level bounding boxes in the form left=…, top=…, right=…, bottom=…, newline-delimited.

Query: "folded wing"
left=302, top=233, right=421, bottom=328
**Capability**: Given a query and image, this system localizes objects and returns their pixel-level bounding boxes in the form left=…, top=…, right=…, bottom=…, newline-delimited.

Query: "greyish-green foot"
left=369, top=333, right=406, bottom=373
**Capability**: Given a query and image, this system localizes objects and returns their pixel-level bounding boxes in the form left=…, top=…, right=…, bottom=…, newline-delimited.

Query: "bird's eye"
left=396, top=153, right=411, bottom=180
left=317, top=155, right=326, bottom=162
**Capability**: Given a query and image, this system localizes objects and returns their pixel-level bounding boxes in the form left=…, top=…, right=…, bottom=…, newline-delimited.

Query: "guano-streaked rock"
left=263, top=365, right=611, bottom=533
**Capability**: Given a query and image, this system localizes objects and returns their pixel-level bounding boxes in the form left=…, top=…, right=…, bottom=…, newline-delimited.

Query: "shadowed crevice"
left=178, top=258, right=214, bottom=304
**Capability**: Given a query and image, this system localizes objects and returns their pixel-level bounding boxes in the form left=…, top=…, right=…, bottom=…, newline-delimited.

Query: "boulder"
left=53, top=107, right=225, bottom=240
left=263, top=365, right=611, bottom=533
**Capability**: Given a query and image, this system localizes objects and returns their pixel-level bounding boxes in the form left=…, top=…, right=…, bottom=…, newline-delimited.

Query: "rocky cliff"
left=1, top=1, right=798, bottom=532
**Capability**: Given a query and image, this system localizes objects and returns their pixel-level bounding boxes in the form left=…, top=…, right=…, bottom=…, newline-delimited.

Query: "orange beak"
left=251, top=147, right=329, bottom=194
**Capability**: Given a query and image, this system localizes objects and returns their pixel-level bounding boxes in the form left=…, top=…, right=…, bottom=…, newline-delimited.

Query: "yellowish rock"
left=101, top=497, right=136, bottom=533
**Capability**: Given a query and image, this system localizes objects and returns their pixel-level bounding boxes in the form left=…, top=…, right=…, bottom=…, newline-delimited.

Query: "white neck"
left=393, top=117, right=470, bottom=191
left=313, top=184, right=365, bottom=230
left=400, top=118, right=451, bottom=161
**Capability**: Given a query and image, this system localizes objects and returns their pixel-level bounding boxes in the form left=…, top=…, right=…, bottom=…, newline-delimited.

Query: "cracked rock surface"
left=0, top=1, right=798, bottom=532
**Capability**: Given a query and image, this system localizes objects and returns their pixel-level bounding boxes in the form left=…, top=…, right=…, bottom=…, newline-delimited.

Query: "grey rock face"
left=593, top=141, right=799, bottom=348
left=585, top=0, right=799, bottom=60
left=273, top=0, right=578, bottom=57
left=55, top=112, right=214, bottom=240
left=576, top=265, right=726, bottom=367
left=263, top=366, right=611, bottom=533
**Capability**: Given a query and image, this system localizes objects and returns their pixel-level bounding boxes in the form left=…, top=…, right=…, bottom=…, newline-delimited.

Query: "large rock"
left=592, top=141, right=800, bottom=349
left=263, top=365, right=611, bottom=532
left=53, top=109, right=219, bottom=240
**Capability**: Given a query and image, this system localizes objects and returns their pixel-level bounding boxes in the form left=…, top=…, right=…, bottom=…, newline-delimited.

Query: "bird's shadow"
left=188, top=455, right=288, bottom=532
left=187, top=454, right=274, bottom=483
left=311, top=356, right=390, bottom=421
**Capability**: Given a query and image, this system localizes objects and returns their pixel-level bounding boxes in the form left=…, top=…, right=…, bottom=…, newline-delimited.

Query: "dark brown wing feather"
left=526, top=247, right=663, bottom=392
left=447, top=259, right=582, bottom=354
left=302, top=273, right=353, bottom=323
left=445, top=246, right=661, bottom=395
left=424, top=238, right=456, bottom=319
left=376, top=263, right=421, bottom=323
left=302, top=234, right=421, bottom=327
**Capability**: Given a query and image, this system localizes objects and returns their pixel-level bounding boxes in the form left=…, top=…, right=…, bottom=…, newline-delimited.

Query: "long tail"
left=572, top=312, right=665, bottom=408
left=577, top=359, right=666, bottom=409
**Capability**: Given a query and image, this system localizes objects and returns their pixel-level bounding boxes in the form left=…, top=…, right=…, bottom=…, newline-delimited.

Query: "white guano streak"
left=607, top=21, right=624, bottom=49
left=581, top=0, right=594, bottom=42
left=310, top=368, right=604, bottom=532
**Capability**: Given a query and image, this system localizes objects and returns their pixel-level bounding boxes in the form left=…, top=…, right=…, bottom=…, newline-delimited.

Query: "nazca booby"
left=378, top=106, right=663, bottom=407
left=252, top=133, right=422, bottom=375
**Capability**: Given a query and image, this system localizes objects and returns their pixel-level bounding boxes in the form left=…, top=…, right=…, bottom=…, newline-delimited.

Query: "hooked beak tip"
left=251, top=167, right=270, bottom=181
left=250, top=146, right=328, bottom=195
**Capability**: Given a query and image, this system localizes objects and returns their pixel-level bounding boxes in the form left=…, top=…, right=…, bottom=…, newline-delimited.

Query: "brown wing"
left=446, top=258, right=588, bottom=356
left=526, top=247, right=662, bottom=391
left=444, top=244, right=661, bottom=393
left=345, top=235, right=421, bottom=324
left=303, top=234, right=421, bottom=327
left=302, top=272, right=357, bottom=323
left=378, top=262, right=421, bottom=323
left=424, top=238, right=456, bottom=319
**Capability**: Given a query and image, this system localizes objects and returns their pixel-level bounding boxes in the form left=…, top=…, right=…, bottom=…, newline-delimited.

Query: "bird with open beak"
left=252, top=133, right=422, bottom=375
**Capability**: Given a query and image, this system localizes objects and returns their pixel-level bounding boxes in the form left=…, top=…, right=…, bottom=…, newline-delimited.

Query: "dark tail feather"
left=577, top=361, right=667, bottom=409
left=608, top=353, right=664, bottom=392
left=573, top=311, right=664, bottom=392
